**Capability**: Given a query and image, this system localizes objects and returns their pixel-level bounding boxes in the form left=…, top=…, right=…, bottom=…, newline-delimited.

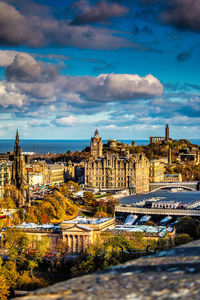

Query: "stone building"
left=6, top=217, right=115, bottom=254
left=178, top=147, right=199, bottom=164
left=48, top=164, right=64, bottom=186
left=85, top=152, right=149, bottom=193
left=164, top=174, right=182, bottom=182
left=28, top=172, right=43, bottom=186
left=106, top=139, right=135, bottom=152
left=61, top=217, right=115, bottom=253
left=64, top=160, right=75, bottom=181
left=0, top=162, right=12, bottom=198
left=91, top=129, right=103, bottom=158
left=150, top=160, right=164, bottom=183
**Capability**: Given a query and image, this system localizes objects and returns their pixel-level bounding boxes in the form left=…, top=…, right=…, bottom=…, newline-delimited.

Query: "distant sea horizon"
left=0, top=139, right=200, bottom=154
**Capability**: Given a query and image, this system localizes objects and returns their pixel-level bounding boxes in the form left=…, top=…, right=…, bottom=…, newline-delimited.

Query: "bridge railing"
left=115, top=205, right=200, bottom=216
left=120, top=245, right=158, bottom=263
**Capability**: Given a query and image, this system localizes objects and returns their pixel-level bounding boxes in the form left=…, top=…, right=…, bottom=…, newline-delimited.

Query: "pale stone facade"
left=64, top=160, right=75, bottom=181
left=0, top=162, right=12, bottom=198
left=7, top=217, right=115, bottom=254
left=60, top=217, right=115, bottom=253
left=164, top=174, right=182, bottom=182
left=48, top=164, right=64, bottom=185
left=85, top=152, right=149, bottom=193
left=28, top=172, right=43, bottom=186
left=150, top=160, right=164, bottom=183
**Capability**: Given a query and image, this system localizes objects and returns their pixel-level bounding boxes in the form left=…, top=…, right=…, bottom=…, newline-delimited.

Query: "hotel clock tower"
left=90, top=129, right=103, bottom=158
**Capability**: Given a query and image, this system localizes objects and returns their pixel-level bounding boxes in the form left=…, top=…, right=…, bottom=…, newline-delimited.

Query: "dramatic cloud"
left=63, top=73, right=163, bottom=101
left=0, top=1, right=133, bottom=49
left=71, top=0, right=129, bottom=25
left=10, top=72, right=163, bottom=104
left=0, top=81, right=27, bottom=107
left=0, top=1, right=33, bottom=46
left=0, top=50, right=18, bottom=67
left=6, top=53, right=58, bottom=82
left=1, top=50, right=163, bottom=106
left=162, top=0, right=200, bottom=32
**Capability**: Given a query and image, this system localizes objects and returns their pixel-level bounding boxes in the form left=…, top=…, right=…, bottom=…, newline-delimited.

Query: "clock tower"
left=91, top=129, right=103, bottom=158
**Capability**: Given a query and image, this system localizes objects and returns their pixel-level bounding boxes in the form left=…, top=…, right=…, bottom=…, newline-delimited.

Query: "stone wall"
left=15, top=239, right=200, bottom=299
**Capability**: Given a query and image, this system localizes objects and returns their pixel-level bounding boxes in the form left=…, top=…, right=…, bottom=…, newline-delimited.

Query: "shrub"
left=174, top=234, right=192, bottom=246
left=175, top=217, right=200, bottom=239
left=16, top=272, right=48, bottom=291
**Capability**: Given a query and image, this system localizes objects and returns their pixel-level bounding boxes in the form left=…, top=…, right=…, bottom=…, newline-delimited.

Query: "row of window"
left=95, top=182, right=127, bottom=187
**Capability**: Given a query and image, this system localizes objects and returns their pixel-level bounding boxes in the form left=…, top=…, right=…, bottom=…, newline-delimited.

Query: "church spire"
left=94, top=129, right=99, bottom=137
left=15, top=129, right=20, bottom=146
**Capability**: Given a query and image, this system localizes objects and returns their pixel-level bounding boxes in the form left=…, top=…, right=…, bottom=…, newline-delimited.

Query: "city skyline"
left=0, top=0, right=199, bottom=139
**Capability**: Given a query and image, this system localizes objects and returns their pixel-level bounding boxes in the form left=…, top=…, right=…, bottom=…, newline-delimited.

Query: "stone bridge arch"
left=150, top=185, right=196, bottom=193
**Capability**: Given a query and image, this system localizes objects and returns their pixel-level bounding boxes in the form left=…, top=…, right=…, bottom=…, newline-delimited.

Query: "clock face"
left=93, top=142, right=97, bottom=146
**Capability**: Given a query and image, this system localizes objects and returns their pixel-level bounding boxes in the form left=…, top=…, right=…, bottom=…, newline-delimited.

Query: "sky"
left=0, top=0, right=200, bottom=140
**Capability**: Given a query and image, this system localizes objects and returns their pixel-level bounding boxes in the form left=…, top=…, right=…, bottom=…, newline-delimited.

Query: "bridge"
left=150, top=181, right=199, bottom=192
left=115, top=205, right=200, bottom=217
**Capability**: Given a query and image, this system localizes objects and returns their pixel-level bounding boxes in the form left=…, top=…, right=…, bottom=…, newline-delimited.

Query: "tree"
left=175, top=217, right=200, bottom=239
left=106, top=196, right=119, bottom=215
left=3, top=228, right=29, bottom=260
left=83, top=192, right=94, bottom=205
left=174, top=234, right=192, bottom=247
left=28, top=260, right=38, bottom=278
left=71, top=234, right=137, bottom=276
left=59, top=181, right=80, bottom=198
left=2, top=261, right=18, bottom=296
left=0, top=259, right=10, bottom=300
left=94, top=211, right=109, bottom=218
left=0, top=275, right=9, bottom=300
left=0, top=185, right=25, bottom=209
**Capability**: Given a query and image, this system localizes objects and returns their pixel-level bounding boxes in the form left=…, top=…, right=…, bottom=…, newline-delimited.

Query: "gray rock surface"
left=15, top=240, right=200, bottom=300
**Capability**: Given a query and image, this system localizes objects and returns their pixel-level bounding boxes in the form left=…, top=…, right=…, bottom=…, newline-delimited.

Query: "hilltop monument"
left=150, top=124, right=170, bottom=144
left=11, top=130, right=26, bottom=206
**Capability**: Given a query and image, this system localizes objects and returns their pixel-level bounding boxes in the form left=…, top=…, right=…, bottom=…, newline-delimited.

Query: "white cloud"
left=55, top=115, right=80, bottom=126
left=63, top=73, right=164, bottom=101
left=0, top=81, right=26, bottom=107
left=0, top=50, right=19, bottom=67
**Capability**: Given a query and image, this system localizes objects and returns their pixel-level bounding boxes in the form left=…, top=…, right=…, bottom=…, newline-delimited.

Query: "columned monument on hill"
left=149, top=124, right=170, bottom=144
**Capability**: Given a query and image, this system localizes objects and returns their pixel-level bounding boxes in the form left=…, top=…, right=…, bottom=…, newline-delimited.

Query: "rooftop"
left=120, top=190, right=200, bottom=205
left=62, top=216, right=113, bottom=225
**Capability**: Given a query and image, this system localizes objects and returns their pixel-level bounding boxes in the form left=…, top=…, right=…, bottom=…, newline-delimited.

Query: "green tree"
left=174, top=234, right=192, bottom=246
left=2, top=261, right=18, bottom=290
left=0, top=259, right=10, bottom=300
left=175, top=216, right=200, bottom=239
left=28, top=260, right=38, bottom=278
left=0, top=185, right=25, bottom=209
left=3, top=228, right=29, bottom=260
left=71, top=234, right=137, bottom=276
left=59, top=181, right=80, bottom=198
left=0, top=275, right=9, bottom=300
